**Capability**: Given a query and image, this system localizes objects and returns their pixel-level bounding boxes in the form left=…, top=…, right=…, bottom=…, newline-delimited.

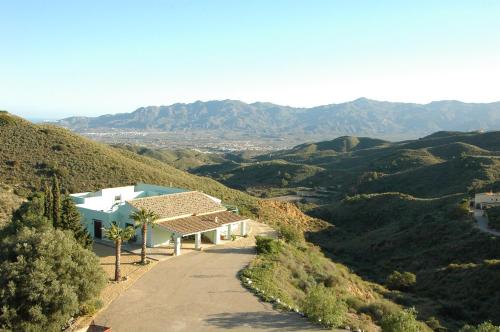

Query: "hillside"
left=0, top=112, right=328, bottom=233
left=113, top=144, right=226, bottom=170
left=56, top=98, right=500, bottom=140
left=308, top=193, right=500, bottom=329
left=291, top=136, right=390, bottom=154
left=191, top=131, right=500, bottom=199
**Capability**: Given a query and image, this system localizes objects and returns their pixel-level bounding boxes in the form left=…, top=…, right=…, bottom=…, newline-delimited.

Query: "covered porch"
left=157, top=211, right=249, bottom=256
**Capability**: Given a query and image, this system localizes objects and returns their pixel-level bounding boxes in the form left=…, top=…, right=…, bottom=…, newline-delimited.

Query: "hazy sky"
left=1, top=1, right=500, bottom=118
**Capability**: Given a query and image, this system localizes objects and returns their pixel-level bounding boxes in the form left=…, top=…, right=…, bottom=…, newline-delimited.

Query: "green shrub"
left=0, top=225, right=107, bottom=330
left=380, top=308, right=421, bottom=332
left=278, top=224, right=304, bottom=245
left=255, top=236, right=282, bottom=254
left=459, top=322, right=500, bottom=332
left=345, top=296, right=366, bottom=312
left=487, top=206, right=500, bottom=231
left=449, top=199, right=470, bottom=219
left=360, top=300, right=400, bottom=321
left=386, top=271, right=417, bottom=291
left=302, top=284, right=348, bottom=327
left=79, top=298, right=104, bottom=315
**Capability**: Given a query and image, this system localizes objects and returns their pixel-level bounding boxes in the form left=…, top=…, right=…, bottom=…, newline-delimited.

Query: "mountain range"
left=56, top=98, right=500, bottom=140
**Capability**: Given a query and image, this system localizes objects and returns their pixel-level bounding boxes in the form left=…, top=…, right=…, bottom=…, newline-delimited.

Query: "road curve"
left=94, top=222, right=333, bottom=332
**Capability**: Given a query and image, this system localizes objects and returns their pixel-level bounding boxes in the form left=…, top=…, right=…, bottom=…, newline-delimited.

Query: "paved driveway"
left=94, top=222, right=331, bottom=332
left=474, top=209, right=500, bottom=236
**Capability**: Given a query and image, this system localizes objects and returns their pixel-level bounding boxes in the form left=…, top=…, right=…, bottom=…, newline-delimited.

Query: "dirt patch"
left=257, top=200, right=328, bottom=232
left=93, top=243, right=152, bottom=280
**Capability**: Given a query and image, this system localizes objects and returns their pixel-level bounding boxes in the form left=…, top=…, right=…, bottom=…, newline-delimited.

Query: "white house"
left=71, top=183, right=249, bottom=255
left=474, top=192, right=500, bottom=209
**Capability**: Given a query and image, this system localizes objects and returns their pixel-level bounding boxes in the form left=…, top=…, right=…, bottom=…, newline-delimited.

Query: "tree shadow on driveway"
left=205, top=311, right=328, bottom=331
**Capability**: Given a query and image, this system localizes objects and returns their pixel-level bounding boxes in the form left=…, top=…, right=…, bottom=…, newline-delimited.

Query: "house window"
left=114, top=195, right=121, bottom=201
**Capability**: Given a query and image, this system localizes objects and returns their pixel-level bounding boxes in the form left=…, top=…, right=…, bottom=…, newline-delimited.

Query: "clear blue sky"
left=1, top=1, right=500, bottom=118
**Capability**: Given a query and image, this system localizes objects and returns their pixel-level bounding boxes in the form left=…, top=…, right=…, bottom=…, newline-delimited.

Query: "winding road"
left=94, top=222, right=334, bottom=332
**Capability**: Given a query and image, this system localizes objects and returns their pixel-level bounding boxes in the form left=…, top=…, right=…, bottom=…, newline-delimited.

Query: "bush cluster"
left=302, top=284, right=348, bottom=327
left=380, top=308, right=422, bottom=332
left=255, top=236, right=282, bottom=254
left=386, top=271, right=417, bottom=291
left=487, top=206, right=500, bottom=231
left=0, top=196, right=106, bottom=330
left=278, top=224, right=304, bottom=245
left=459, top=322, right=500, bottom=332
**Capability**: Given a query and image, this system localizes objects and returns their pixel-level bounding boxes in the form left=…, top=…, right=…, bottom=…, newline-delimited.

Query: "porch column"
left=214, top=228, right=221, bottom=245
left=240, top=220, right=247, bottom=236
left=174, top=235, right=182, bottom=256
left=195, top=232, right=202, bottom=250
left=226, top=224, right=232, bottom=240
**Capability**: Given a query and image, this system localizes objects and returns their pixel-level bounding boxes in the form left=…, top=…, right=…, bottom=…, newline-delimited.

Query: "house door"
left=94, top=220, right=103, bottom=239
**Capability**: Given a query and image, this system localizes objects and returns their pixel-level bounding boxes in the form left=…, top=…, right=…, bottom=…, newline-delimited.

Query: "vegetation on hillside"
left=191, top=131, right=500, bottom=201
left=309, top=193, right=500, bottom=330
left=242, top=231, right=431, bottom=331
left=109, top=128, right=500, bottom=330
left=486, top=206, right=500, bottom=231
left=114, top=144, right=226, bottom=170
left=0, top=113, right=258, bottom=214
left=0, top=184, right=24, bottom=226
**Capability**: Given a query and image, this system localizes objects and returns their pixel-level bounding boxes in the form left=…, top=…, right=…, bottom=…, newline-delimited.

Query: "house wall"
left=78, top=186, right=141, bottom=211
left=135, top=183, right=188, bottom=196
left=78, top=203, right=135, bottom=244
left=475, top=193, right=500, bottom=208
left=219, top=223, right=240, bottom=236
left=73, top=183, right=228, bottom=248
left=203, top=229, right=218, bottom=243
left=77, top=202, right=172, bottom=247
left=150, top=226, right=173, bottom=247
left=78, top=207, right=118, bottom=243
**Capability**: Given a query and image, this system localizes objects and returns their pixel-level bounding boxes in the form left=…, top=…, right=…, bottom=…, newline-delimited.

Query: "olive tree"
left=0, top=225, right=106, bottom=331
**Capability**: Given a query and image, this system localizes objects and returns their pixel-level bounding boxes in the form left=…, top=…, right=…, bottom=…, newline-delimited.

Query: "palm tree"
left=104, top=222, right=135, bottom=281
left=130, top=208, right=158, bottom=264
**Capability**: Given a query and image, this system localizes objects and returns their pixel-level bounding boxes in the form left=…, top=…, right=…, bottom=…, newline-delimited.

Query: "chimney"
left=215, top=216, right=219, bottom=223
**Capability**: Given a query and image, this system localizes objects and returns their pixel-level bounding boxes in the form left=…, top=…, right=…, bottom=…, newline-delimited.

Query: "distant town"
left=77, top=129, right=292, bottom=152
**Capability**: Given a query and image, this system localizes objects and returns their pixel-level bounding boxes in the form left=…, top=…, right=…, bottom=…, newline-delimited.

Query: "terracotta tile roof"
left=127, top=191, right=225, bottom=219
left=156, top=211, right=249, bottom=235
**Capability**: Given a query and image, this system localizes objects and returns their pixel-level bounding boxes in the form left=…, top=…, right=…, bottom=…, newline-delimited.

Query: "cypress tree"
left=44, top=181, right=53, bottom=221
left=52, top=176, right=61, bottom=227
left=60, top=196, right=93, bottom=249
